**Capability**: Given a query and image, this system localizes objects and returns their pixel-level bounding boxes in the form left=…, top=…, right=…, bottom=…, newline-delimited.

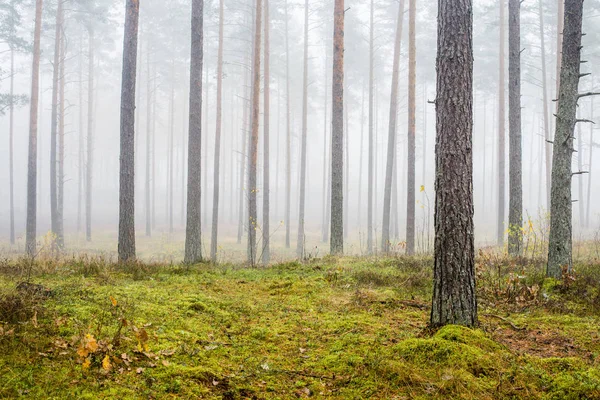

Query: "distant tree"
left=184, top=0, right=204, bottom=264
left=507, top=0, right=522, bottom=255
left=430, top=0, right=477, bottom=327
left=547, top=0, right=586, bottom=278
left=497, top=0, right=506, bottom=247
left=284, top=0, right=291, bottom=249
left=26, top=0, right=44, bottom=257
left=145, top=45, right=152, bottom=237
left=367, top=0, right=374, bottom=254
left=117, top=0, right=140, bottom=262
left=538, top=0, right=551, bottom=210
left=406, top=0, right=416, bottom=255
left=330, top=0, right=344, bottom=255
left=262, top=0, right=271, bottom=264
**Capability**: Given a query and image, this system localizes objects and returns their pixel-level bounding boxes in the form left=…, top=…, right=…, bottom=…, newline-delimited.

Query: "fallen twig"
left=483, top=313, right=526, bottom=331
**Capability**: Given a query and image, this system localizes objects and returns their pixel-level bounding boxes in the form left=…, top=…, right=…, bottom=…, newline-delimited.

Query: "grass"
left=0, top=255, right=599, bottom=399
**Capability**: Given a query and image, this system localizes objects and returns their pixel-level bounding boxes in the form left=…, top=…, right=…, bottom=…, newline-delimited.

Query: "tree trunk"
left=296, top=0, right=309, bottom=258
left=145, top=44, right=152, bottom=237
left=430, top=0, right=477, bottom=328
left=77, top=35, right=84, bottom=236
left=9, top=45, right=15, bottom=245
left=508, top=0, right=522, bottom=255
left=237, top=43, right=249, bottom=245
left=406, top=0, right=416, bottom=255
left=262, top=0, right=271, bottom=264
left=210, top=0, right=224, bottom=263
left=577, top=111, right=584, bottom=228
left=538, top=0, right=552, bottom=210
left=497, top=0, right=506, bottom=247
left=50, top=0, right=63, bottom=249
left=185, top=0, right=204, bottom=263
left=357, top=81, right=365, bottom=231
left=367, top=0, right=375, bottom=254
left=26, top=0, right=43, bottom=257
left=586, top=96, right=593, bottom=228
left=382, top=0, right=405, bottom=253
left=330, top=0, right=344, bottom=255
left=285, top=0, right=291, bottom=249
left=344, top=94, right=349, bottom=240
left=547, top=0, right=584, bottom=278
left=248, top=0, right=262, bottom=265
left=169, top=61, right=175, bottom=234
left=321, top=50, right=329, bottom=243
left=57, top=28, right=65, bottom=249
left=86, top=27, right=95, bottom=242
left=118, top=0, right=139, bottom=262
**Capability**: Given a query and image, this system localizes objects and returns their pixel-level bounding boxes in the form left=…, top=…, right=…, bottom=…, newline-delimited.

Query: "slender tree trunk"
left=343, top=94, right=349, bottom=240
left=248, top=0, right=262, bottom=265
left=50, top=0, right=63, bottom=248
left=406, top=0, right=416, bottom=255
left=367, top=0, right=375, bottom=254
left=538, top=0, right=552, bottom=209
left=285, top=0, right=291, bottom=248
left=382, top=0, right=405, bottom=252
left=586, top=96, right=593, bottom=228
left=262, top=0, right=271, bottom=264
left=330, top=0, right=344, bottom=254
left=431, top=0, right=477, bottom=328
left=321, top=50, right=329, bottom=243
left=9, top=45, right=15, bottom=245
left=210, top=0, right=224, bottom=263
left=169, top=61, right=175, bottom=234
left=497, top=0, right=506, bottom=247
left=152, top=62, right=157, bottom=230
left=185, top=0, right=204, bottom=263
left=145, top=45, right=152, bottom=237
left=77, top=35, right=84, bottom=236
left=57, top=28, right=65, bottom=249
left=118, top=0, right=140, bottom=262
left=86, top=27, right=95, bottom=242
left=26, top=0, right=43, bottom=257
left=357, top=81, right=365, bottom=231
left=577, top=111, right=584, bottom=228
left=547, top=0, right=584, bottom=278
left=296, top=0, right=309, bottom=258
left=237, top=47, right=249, bottom=244
left=508, top=0, right=522, bottom=255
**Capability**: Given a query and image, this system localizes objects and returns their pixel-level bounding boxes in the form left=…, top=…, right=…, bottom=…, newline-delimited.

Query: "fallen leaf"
left=102, top=355, right=112, bottom=371
left=136, top=367, right=144, bottom=374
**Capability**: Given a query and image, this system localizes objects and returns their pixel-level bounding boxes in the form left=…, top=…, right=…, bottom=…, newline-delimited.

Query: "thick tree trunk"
left=430, top=0, right=477, bottom=327
left=185, top=0, right=204, bottom=263
left=210, top=0, right=224, bottom=262
left=538, top=0, right=552, bottom=209
left=508, top=0, right=522, bottom=255
left=382, top=0, right=405, bottom=253
left=330, top=0, right=344, bottom=255
left=497, top=0, right=506, bottom=247
left=248, top=0, right=262, bottom=265
left=86, top=27, right=95, bottom=242
left=262, top=0, right=271, bottom=264
left=118, top=0, right=140, bottom=263
left=406, top=0, right=416, bottom=255
left=50, top=0, right=63, bottom=249
left=285, top=0, right=291, bottom=248
left=367, top=0, right=375, bottom=254
left=547, top=0, right=584, bottom=278
left=26, top=0, right=43, bottom=257
left=145, top=45, right=152, bottom=237
left=296, top=0, right=309, bottom=258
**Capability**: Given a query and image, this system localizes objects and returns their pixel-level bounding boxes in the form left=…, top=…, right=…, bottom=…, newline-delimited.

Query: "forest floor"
left=0, top=254, right=599, bottom=399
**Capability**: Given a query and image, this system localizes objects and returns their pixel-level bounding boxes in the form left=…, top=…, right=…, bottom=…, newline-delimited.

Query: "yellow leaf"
left=420, top=185, right=425, bottom=192
left=85, top=334, right=98, bottom=353
left=110, top=296, right=118, bottom=307
left=137, top=341, right=143, bottom=352
left=102, top=355, right=112, bottom=371
left=82, top=357, right=91, bottom=370
left=77, top=346, right=89, bottom=358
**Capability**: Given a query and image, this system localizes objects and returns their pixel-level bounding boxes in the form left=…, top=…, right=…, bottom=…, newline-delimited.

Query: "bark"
left=145, top=44, right=151, bottom=237
left=508, top=0, right=522, bottom=255
left=430, top=0, right=477, bottom=327
left=497, top=0, right=506, bottom=246
left=330, top=0, right=344, bottom=255
left=547, top=0, right=584, bottom=278
left=367, top=0, right=374, bottom=254
left=285, top=0, right=291, bottom=248
left=382, top=0, right=405, bottom=252
left=296, top=0, right=308, bottom=258
left=538, top=0, right=552, bottom=209
left=185, top=0, right=204, bottom=263
left=50, top=0, right=63, bottom=248
left=210, top=0, right=224, bottom=263
left=118, top=0, right=140, bottom=263
left=26, top=0, right=43, bottom=257
left=262, top=0, right=271, bottom=264
left=406, top=0, right=416, bottom=255
left=248, top=0, right=262, bottom=265
left=86, top=27, right=94, bottom=242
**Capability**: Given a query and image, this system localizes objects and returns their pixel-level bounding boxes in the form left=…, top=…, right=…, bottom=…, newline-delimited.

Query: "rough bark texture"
left=184, top=0, right=204, bottom=264
left=382, top=0, right=405, bottom=253
left=367, top=0, right=374, bottom=254
left=508, top=0, right=522, bottom=255
left=430, top=0, right=477, bottom=328
left=50, top=0, right=63, bottom=248
left=247, top=0, right=262, bottom=265
left=497, top=0, right=506, bottom=247
left=296, top=0, right=308, bottom=258
left=118, top=0, right=139, bottom=263
left=547, top=0, right=584, bottom=278
left=26, top=0, right=43, bottom=257
left=330, top=0, right=344, bottom=255
left=262, top=0, right=271, bottom=264
left=86, top=27, right=94, bottom=242
left=210, top=0, right=224, bottom=263
left=538, top=0, right=552, bottom=210
left=406, top=0, right=416, bottom=255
